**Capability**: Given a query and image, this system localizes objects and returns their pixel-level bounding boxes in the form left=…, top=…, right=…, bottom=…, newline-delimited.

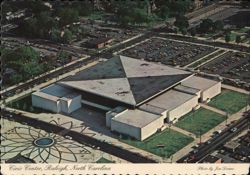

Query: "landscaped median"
left=120, top=129, right=193, bottom=158
left=175, top=107, right=226, bottom=136
left=208, top=89, right=250, bottom=114
left=96, top=157, right=115, bottom=163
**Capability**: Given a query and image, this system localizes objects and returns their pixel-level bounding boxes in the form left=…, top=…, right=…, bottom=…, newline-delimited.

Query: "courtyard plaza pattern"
left=0, top=118, right=105, bottom=163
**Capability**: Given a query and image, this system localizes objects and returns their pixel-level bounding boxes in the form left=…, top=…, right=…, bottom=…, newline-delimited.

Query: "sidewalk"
left=170, top=125, right=196, bottom=139
left=222, top=84, right=250, bottom=95
left=183, top=49, right=222, bottom=68
left=190, top=50, right=228, bottom=69
left=199, top=103, right=227, bottom=116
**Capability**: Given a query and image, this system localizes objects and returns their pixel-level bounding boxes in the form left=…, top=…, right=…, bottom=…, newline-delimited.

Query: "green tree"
left=213, top=20, right=224, bottom=31
left=62, top=29, right=73, bottom=43
left=235, top=35, right=241, bottom=44
left=51, top=28, right=61, bottom=42
left=225, top=33, right=231, bottom=43
left=156, top=5, right=169, bottom=20
left=133, top=8, right=148, bottom=25
left=10, top=74, right=23, bottom=85
left=198, top=19, right=214, bottom=33
left=180, top=28, right=187, bottom=35
left=190, top=27, right=196, bottom=37
left=58, top=8, right=79, bottom=26
left=57, top=51, right=69, bottom=64
left=174, top=15, right=189, bottom=30
left=2, top=46, right=45, bottom=86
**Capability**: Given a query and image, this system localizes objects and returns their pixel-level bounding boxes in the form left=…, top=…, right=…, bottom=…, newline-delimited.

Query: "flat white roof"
left=112, top=109, right=161, bottom=128
left=33, top=91, right=59, bottom=102
left=174, top=84, right=201, bottom=95
left=181, top=76, right=220, bottom=91
left=140, top=90, right=197, bottom=114
left=41, top=84, right=73, bottom=98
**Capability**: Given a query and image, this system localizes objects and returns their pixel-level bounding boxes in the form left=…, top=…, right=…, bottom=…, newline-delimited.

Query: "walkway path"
left=199, top=103, right=227, bottom=116
left=170, top=125, right=196, bottom=139
left=191, top=50, right=228, bottom=69
left=222, top=84, right=250, bottom=94
left=183, top=49, right=221, bottom=68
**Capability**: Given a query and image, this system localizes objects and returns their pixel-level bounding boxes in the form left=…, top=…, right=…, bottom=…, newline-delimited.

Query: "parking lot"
left=199, top=51, right=250, bottom=83
left=120, top=37, right=216, bottom=67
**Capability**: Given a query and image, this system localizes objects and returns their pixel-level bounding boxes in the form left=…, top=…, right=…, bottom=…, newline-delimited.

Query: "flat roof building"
left=32, top=84, right=81, bottom=114
left=32, top=55, right=221, bottom=140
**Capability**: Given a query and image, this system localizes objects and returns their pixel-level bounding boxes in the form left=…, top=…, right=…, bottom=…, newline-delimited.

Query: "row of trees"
left=2, top=46, right=72, bottom=86
left=197, top=19, right=224, bottom=34
left=2, top=46, right=48, bottom=85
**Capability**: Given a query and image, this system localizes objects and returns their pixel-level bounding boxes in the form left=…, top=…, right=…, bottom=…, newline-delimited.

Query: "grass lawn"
left=208, top=89, right=249, bottom=114
left=121, top=129, right=193, bottom=158
left=96, top=157, right=115, bottom=163
left=7, top=94, right=53, bottom=114
left=86, top=11, right=105, bottom=20
left=175, top=107, right=225, bottom=136
left=237, top=27, right=250, bottom=33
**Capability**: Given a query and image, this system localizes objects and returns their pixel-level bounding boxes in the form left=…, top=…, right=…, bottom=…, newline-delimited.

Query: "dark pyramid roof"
left=59, top=56, right=193, bottom=106
left=128, top=74, right=191, bottom=104
left=63, top=57, right=126, bottom=81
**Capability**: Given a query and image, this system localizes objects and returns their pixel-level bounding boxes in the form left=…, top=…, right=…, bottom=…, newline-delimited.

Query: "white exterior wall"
left=60, top=95, right=82, bottom=114
left=32, top=94, right=60, bottom=113
left=141, top=116, right=164, bottom=141
left=106, top=109, right=128, bottom=128
left=201, top=82, right=221, bottom=102
left=111, top=120, right=141, bottom=140
left=167, top=95, right=199, bottom=123
left=67, top=95, right=81, bottom=113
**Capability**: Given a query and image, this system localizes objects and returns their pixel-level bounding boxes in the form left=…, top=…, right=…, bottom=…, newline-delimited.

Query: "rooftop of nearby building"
left=224, top=141, right=240, bottom=150
left=59, top=55, right=193, bottom=106
left=86, top=37, right=112, bottom=45
left=112, top=109, right=161, bottom=128
left=139, top=90, right=197, bottom=114
left=181, top=76, right=220, bottom=91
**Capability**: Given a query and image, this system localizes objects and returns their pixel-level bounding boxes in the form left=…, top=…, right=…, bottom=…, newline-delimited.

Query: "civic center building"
left=32, top=55, right=221, bottom=140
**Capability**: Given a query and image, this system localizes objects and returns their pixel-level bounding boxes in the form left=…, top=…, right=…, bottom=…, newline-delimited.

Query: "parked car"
left=230, top=127, right=238, bottom=133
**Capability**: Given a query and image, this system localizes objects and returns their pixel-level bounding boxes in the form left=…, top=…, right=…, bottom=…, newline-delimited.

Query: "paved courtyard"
left=0, top=117, right=125, bottom=163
